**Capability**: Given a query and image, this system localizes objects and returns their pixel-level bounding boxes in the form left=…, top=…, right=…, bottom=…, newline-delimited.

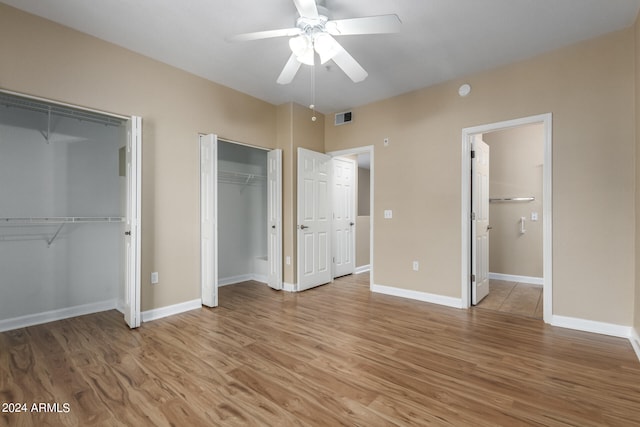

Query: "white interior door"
left=124, top=116, right=142, bottom=328
left=267, top=149, right=283, bottom=290
left=297, top=147, right=332, bottom=291
left=332, top=157, right=356, bottom=278
left=471, top=135, right=490, bottom=304
left=200, top=134, right=218, bottom=307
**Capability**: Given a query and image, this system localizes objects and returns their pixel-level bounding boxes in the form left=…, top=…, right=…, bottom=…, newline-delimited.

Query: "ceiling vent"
left=335, top=111, right=353, bottom=126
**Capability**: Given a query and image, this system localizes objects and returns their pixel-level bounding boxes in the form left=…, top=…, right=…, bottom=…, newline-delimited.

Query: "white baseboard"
left=630, top=328, right=640, bottom=362
left=219, top=274, right=268, bottom=287
left=141, top=299, right=202, bottom=323
left=283, top=282, right=296, bottom=292
left=371, top=284, right=463, bottom=309
left=551, top=315, right=632, bottom=339
left=0, top=299, right=117, bottom=333
left=489, top=272, right=543, bottom=286
left=355, top=265, right=371, bottom=274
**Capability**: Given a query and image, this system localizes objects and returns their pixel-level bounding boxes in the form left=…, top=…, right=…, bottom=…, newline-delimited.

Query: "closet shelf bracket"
left=47, top=223, right=65, bottom=247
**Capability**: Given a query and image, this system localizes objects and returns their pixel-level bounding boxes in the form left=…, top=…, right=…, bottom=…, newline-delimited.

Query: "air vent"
left=334, top=111, right=353, bottom=126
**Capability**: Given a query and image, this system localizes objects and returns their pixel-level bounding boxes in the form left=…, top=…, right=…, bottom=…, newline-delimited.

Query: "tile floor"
left=475, top=279, right=543, bottom=319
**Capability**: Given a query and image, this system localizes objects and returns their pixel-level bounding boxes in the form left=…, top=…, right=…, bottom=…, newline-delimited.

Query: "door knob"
left=271, top=225, right=276, bottom=229
left=487, top=226, right=493, bottom=231
left=349, top=222, right=355, bottom=226
left=299, top=225, right=309, bottom=230
left=124, top=231, right=131, bottom=236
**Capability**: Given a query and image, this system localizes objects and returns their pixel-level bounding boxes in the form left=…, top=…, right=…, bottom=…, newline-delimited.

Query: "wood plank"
left=0, top=274, right=639, bottom=426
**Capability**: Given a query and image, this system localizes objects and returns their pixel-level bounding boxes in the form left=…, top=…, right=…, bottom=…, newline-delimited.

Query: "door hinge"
left=471, top=150, right=476, bottom=159
left=471, top=212, right=476, bottom=221
left=333, top=257, right=335, bottom=263
left=471, top=274, right=476, bottom=282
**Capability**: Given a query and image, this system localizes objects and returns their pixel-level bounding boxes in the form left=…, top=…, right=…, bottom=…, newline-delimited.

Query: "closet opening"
left=217, top=139, right=270, bottom=287
left=0, top=90, right=141, bottom=331
left=200, top=134, right=282, bottom=308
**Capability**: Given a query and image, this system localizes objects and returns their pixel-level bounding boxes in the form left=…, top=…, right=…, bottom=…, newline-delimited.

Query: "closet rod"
left=0, top=217, right=124, bottom=225
left=489, top=197, right=535, bottom=203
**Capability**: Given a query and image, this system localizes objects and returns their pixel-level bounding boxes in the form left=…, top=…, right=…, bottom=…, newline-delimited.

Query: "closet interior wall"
left=0, top=98, right=125, bottom=323
left=218, top=140, right=268, bottom=284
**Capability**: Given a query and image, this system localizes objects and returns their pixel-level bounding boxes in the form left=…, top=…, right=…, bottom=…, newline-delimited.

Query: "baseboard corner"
left=371, top=283, right=463, bottom=309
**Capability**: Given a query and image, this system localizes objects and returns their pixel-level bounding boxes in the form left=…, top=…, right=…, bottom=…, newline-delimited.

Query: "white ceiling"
left=4, top=0, right=640, bottom=113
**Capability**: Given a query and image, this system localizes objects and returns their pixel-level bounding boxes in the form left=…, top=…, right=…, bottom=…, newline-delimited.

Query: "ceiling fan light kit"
left=229, top=0, right=401, bottom=85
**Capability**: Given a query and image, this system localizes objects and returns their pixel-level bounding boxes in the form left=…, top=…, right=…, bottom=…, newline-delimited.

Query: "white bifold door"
left=471, top=135, right=490, bottom=304
left=297, top=148, right=332, bottom=291
left=267, top=149, right=283, bottom=290
left=123, top=116, right=142, bottom=328
left=200, top=134, right=218, bottom=307
left=332, top=157, right=356, bottom=278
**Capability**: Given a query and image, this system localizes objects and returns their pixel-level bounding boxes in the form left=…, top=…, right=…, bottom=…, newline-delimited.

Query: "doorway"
left=0, top=90, right=141, bottom=331
left=461, top=114, right=552, bottom=323
left=327, top=146, right=375, bottom=290
left=199, top=134, right=283, bottom=308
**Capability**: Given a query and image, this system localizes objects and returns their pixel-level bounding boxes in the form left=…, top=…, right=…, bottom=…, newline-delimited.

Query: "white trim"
left=219, top=274, right=268, bottom=287
left=283, top=282, right=297, bottom=292
left=372, top=284, right=464, bottom=309
left=141, top=299, right=202, bottom=323
left=488, top=272, right=543, bottom=286
left=631, top=328, right=640, bottom=362
left=0, top=299, right=117, bottom=332
left=355, top=265, right=371, bottom=274
left=551, top=315, right=632, bottom=339
left=461, top=113, right=553, bottom=324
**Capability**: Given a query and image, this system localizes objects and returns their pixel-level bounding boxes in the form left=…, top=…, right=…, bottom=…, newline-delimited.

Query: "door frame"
left=327, top=145, right=375, bottom=289
left=461, top=114, right=552, bottom=323
left=200, top=135, right=282, bottom=305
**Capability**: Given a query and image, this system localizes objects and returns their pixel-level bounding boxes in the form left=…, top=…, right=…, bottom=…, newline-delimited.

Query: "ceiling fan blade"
left=228, top=27, right=302, bottom=42
left=326, top=14, right=401, bottom=36
left=293, top=0, right=318, bottom=19
left=277, top=53, right=303, bottom=85
left=330, top=39, right=368, bottom=83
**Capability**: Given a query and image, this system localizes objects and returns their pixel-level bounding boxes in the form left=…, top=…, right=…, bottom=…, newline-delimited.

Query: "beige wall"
left=356, top=216, right=371, bottom=268
left=0, top=4, right=278, bottom=311
left=635, top=12, right=640, bottom=333
left=484, top=124, right=544, bottom=278
left=325, top=29, right=636, bottom=325
left=358, top=167, right=371, bottom=216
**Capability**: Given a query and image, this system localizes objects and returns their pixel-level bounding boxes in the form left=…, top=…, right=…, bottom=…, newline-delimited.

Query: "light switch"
left=531, top=212, right=538, bottom=221
left=384, top=209, right=393, bottom=219
left=151, top=272, right=159, bottom=284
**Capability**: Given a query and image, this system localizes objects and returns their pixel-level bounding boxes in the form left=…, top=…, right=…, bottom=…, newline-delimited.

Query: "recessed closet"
left=0, top=92, right=134, bottom=331
left=217, top=140, right=268, bottom=286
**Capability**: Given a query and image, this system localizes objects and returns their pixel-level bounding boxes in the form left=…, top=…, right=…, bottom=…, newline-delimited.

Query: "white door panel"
left=200, top=134, right=218, bottom=307
left=332, top=157, right=356, bottom=277
left=298, top=148, right=332, bottom=291
left=124, top=116, right=141, bottom=328
left=472, top=135, right=490, bottom=304
left=267, top=149, right=283, bottom=290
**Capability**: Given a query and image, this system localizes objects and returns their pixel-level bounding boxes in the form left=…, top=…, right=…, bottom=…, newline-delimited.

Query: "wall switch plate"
left=531, top=212, right=538, bottom=221
left=384, top=209, right=393, bottom=219
left=151, top=272, right=159, bottom=284
left=412, top=261, right=419, bottom=271
left=286, top=256, right=291, bottom=265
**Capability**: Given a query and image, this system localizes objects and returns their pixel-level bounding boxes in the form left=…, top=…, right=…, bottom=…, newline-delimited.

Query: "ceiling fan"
left=228, top=0, right=401, bottom=84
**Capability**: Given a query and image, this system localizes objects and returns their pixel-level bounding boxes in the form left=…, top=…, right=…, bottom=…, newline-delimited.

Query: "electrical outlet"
left=151, top=272, right=159, bottom=284
left=384, top=209, right=393, bottom=219
left=412, top=261, right=419, bottom=271
left=531, top=212, right=538, bottom=221
left=286, top=256, right=291, bottom=265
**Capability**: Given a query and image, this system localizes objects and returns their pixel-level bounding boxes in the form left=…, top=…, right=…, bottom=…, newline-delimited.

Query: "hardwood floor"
left=475, top=279, right=543, bottom=319
left=2, top=273, right=640, bottom=426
